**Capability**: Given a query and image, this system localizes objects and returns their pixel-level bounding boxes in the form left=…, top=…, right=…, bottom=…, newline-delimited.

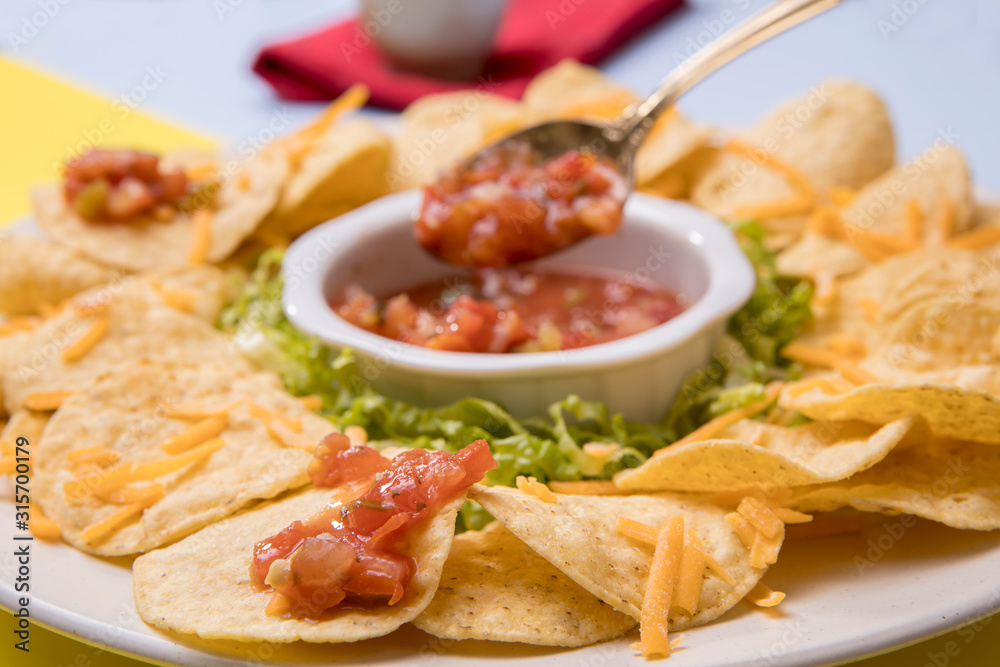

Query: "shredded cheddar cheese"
left=904, top=199, right=923, bottom=244
left=827, top=186, right=857, bottom=207
left=0, top=457, right=15, bottom=475
left=745, top=582, right=786, bottom=608
left=277, top=84, right=370, bottom=167
left=725, top=512, right=757, bottom=549
left=0, top=316, right=41, bottom=336
left=656, top=382, right=784, bottom=455
left=24, top=390, right=74, bottom=411
left=835, top=361, right=881, bottom=386
left=97, top=482, right=166, bottom=506
left=737, top=497, right=783, bottom=539
left=152, top=283, right=197, bottom=313
left=516, top=476, right=558, bottom=503
left=78, top=501, right=153, bottom=544
left=187, top=209, right=213, bottom=264
left=823, top=334, right=866, bottom=358
left=161, top=415, right=229, bottom=455
left=946, top=225, right=1000, bottom=251
left=548, top=480, right=622, bottom=495
left=29, top=506, right=61, bottom=541
left=298, top=395, right=323, bottom=411
left=771, top=508, right=813, bottom=524
left=811, top=270, right=837, bottom=310
left=61, top=313, right=110, bottom=363
left=859, top=298, right=881, bottom=324
left=781, top=341, right=839, bottom=369
left=934, top=197, right=956, bottom=243
left=163, top=398, right=244, bottom=420
left=68, top=445, right=121, bottom=469
left=264, top=420, right=314, bottom=450
left=638, top=516, right=685, bottom=657
left=65, top=438, right=225, bottom=499
left=249, top=403, right=302, bottom=433
left=674, top=544, right=707, bottom=615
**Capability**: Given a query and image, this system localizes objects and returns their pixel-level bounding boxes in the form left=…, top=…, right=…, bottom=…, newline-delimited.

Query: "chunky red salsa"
left=251, top=438, right=496, bottom=618
left=415, top=141, right=627, bottom=268
left=334, top=268, right=685, bottom=353
left=63, top=148, right=197, bottom=222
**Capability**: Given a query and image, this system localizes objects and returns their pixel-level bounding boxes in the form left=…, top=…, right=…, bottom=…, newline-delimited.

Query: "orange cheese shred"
left=656, top=382, right=784, bottom=455
left=745, top=582, right=786, bottom=608
left=68, top=445, right=121, bottom=468
left=61, top=314, right=110, bottom=363
left=0, top=317, right=41, bottom=336
left=264, top=420, right=314, bottom=450
left=945, top=225, right=1000, bottom=251
left=772, top=507, right=813, bottom=524
left=823, top=335, right=866, bottom=358
left=78, top=501, right=153, bottom=544
left=904, top=199, right=923, bottom=245
left=638, top=516, right=685, bottom=657
left=515, top=475, right=558, bottom=503
left=811, top=270, right=837, bottom=310
left=725, top=139, right=818, bottom=218
left=161, top=415, right=229, bottom=455
left=806, top=207, right=844, bottom=238
left=859, top=298, right=881, bottom=324
left=162, top=397, right=244, bottom=420
left=835, top=361, right=882, bottom=386
left=298, top=395, right=324, bottom=411
left=152, top=284, right=197, bottom=313
left=781, top=341, right=838, bottom=369
left=249, top=403, right=302, bottom=433
left=187, top=209, right=213, bottom=264
left=737, top=497, right=783, bottom=539
left=673, top=544, right=707, bottom=615
left=278, top=84, right=370, bottom=167
left=827, top=186, right=857, bottom=208
left=29, top=505, right=62, bottom=541
left=0, top=457, right=15, bottom=475
left=549, top=480, right=623, bottom=495
left=726, top=512, right=757, bottom=549
left=934, top=197, right=956, bottom=243
left=24, top=390, right=74, bottom=411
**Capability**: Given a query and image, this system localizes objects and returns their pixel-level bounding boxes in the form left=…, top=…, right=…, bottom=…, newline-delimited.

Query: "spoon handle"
left=615, top=0, right=845, bottom=153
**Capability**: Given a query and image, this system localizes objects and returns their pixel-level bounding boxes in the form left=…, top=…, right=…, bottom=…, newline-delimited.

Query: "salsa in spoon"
left=415, top=0, right=844, bottom=268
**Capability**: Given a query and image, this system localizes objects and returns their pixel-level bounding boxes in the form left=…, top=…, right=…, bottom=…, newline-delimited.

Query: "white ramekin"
left=283, top=190, right=754, bottom=421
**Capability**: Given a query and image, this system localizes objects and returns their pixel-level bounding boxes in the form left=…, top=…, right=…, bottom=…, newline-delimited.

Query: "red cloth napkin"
left=253, top=0, right=686, bottom=110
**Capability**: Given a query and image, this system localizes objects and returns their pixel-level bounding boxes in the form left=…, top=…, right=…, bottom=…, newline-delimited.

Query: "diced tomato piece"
left=308, top=433, right=389, bottom=488
left=252, top=441, right=497, bottom=618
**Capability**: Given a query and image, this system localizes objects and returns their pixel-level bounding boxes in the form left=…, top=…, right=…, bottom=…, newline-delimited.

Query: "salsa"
left=251, top=438, right=496, bottom=618
left=415, top=141, right=627, bottom=268
left=334, top=268, right=686, bottom=353
left=63, top=148, right=199, bottom=222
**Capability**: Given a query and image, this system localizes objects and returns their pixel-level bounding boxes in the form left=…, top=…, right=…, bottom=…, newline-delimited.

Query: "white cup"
left=358, top=0, right=508, bottom=80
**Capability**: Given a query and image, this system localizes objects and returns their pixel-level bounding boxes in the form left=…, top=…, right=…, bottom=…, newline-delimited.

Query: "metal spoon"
left=473, top=0, right=844, bottom=185
left=416, top=0, right=845, bottom=267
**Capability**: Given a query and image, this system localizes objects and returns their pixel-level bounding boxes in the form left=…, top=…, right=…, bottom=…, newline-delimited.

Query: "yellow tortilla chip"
left=469, top=485, right=772, bottom=628
left=787, top=437, right=1000, bottom=530
left=521, top=59, right=636, bottom=122
left=133, top=487, right=464, bottom=642
left=388, top=91, right=523, bottom=190
left=34, top=359, right=330, bottom=555
left=780, top=382, right=1000, bottom=445
left=1, top=409, right=48, bottom=454
left=614, top=417, right=913, bottom=492
left=413, top=520, right=636, bottom=647
left=692, top=81, right=894, bottom=240
left=0, top=235, right=116, bottom=316
left=260, top=118, right=391, bottom=238
left=777, top=145, right=973, bottom=278
left=0, top=280, right=253, bottom=415
left=32, top=150, right=287, bottom=272
left=635, top=114, right=713, bottom=189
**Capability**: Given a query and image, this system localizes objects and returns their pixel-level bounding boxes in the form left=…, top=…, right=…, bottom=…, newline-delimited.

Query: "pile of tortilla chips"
left=2, top=60, right=1000, bottom=660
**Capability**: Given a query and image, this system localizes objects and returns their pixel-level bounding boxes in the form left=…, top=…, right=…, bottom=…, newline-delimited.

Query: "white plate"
left=2, top=496, right=1000, bottom=667
left=3, top=220, right=1000, bottom=667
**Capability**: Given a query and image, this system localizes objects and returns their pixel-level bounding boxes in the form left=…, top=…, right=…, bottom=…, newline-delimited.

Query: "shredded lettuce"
left=219, top=219, right=813, bottom=529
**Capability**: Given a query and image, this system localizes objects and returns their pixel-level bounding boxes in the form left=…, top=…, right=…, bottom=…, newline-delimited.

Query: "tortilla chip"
left=32, top=151, right=286, bottom=272
left=34, top=359, right=330, bottom=555
left=0, top=234, right=116, bottom=316
left=133, top=488, right=463, bottom=642
left=777, top=145, right=973, bottom=278
left=521, top=60, right=636, bottom=122
left=691, top=81, right=894, bottom=239
left=260, top=118, right=391, bottom=238
left=1, top=280, right=253, bottom=415
left=780, top=383, right=1000, bottom=445
left=413, top=520, right=636, bottom=646
left=1, top=409, right=48, bottom=452
left=635, top=114, right=713, bottom=189
left=469, top=485, right=770, bottom=627
left=614, top=417, right=913, bottom=492
left=388, top=91, right=524, bottom=190
left=787, top=437, right=1000, bottom=530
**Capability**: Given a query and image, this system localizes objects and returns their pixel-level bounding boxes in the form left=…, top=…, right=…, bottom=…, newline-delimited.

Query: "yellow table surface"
left=0, top=58, right=218, bottom=225
left=2, top=608, right=998, bottom=666
left=2, top=59, right=999, bottom=667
